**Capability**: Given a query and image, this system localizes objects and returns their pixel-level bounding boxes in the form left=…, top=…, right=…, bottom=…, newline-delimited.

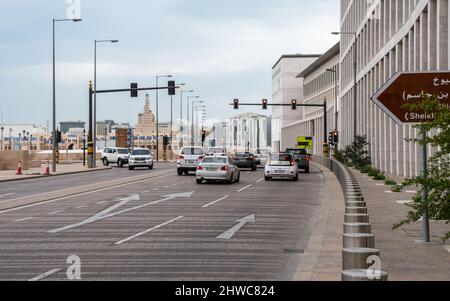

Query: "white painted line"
left=0, top=193, right=15, bottom=199
left=396, top=200, right=412, bottom=205
left=202, top=196, right=229, bottom=208
left=48, top=210, right=64, bottom=215
left=115, top=216, right=184, bottom=245
left=29, top=268, right=62, bottom=281
left=96, top=201, right=107, bottom=205
left=444, top=245, right=450, bottom=253
left=0, top=173, right=173, bottom=215
left=406, top=190, right=418, bottom=194
left=256, top=178, right=264, bottom=183
left=384, top=191, right=393, bottom=194
left=376, top=184, right=385, bottom=186
left=238, top=185, right=252, bottom=193
left=15, top=217, right=34, bottom=222
left=75, top=205, right=87, bottom=209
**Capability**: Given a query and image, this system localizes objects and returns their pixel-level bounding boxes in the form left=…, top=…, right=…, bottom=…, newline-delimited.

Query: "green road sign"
left=297, top=136, right=313, bottom=149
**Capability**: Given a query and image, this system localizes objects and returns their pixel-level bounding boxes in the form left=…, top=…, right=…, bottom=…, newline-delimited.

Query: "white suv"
left=177, top=146, right=205, bottom=176
left=128, top=148, right=154, bottom=170
left=102, top=147, right=130, bottom=168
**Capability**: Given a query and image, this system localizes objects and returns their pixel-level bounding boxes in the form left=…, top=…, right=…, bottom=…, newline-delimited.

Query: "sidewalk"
left=349, top=168, right=450, bottom=281
left=293, top=163, right=345, bottom=281
left=0, top=162, right=111, bottom=182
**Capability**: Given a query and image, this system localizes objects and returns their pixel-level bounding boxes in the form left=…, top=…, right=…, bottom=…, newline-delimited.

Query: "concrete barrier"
left=345, top=201, right=367, bottom=207
left=342, top=247, right=380, bottom=270
left=346, top=207, right=368, bottom=214
left=345, top=214, right=370, bottom=223
left=343, top=233, right=375, bottom=248
left=344, top=223, right=372, bottom=234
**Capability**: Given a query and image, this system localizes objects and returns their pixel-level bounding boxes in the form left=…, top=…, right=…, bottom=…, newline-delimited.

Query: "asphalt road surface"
left=0, top=163, right=325, bottom=281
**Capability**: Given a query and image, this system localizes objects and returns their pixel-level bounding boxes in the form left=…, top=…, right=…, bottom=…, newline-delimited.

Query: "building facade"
left=339, top=0, right=449, bottom=177
left=60, top=121, right=85, bottom=133
left=226, top=113, right=271, bottom=154
left=281, top=43, right=340, bottom=155
left=271, top=54, right=321, bottom=152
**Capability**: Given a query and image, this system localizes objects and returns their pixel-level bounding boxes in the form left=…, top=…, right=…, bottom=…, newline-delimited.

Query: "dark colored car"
left=233, top=152, right=258, bottom=171
left=285, top=148, right=310, bottom=173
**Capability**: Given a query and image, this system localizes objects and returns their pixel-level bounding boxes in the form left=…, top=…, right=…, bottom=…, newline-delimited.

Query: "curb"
left=0, top=166, right=113, bottom=183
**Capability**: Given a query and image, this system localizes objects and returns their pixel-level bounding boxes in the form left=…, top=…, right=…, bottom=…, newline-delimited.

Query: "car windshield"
left=286, top=149, right=307, bottom=155
left=201, top=157, right=227, bottom=164
left=117, top=149, right=129, bottom=154
left=208, top=148, right=225, bottom=154
left=132, top=150, right=150, bottom=156
left=271, top=154, right=293, bottom=161
left=182, top=148, right=203, bottom=155
left=236, top=153, right=251, bottom=158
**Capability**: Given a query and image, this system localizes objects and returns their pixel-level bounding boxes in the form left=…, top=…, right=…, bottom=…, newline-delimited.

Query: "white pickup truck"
left=101, top=147, right=130, bottom=168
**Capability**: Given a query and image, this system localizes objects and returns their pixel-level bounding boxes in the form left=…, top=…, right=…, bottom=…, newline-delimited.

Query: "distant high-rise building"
left=226, top=113, right=270, bottom=153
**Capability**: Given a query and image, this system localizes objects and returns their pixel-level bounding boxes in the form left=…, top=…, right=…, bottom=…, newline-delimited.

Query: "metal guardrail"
left=314, top=156, right=388, bottom=281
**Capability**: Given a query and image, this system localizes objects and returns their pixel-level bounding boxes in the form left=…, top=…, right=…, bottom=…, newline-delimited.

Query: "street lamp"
left=170, top=83, right=185, bottom=151
left=9, top=128, right=12, bottom=151
left=52, top=17, right=82, bottom=172
left=0, top=126, right=4, bottom=151
left=93, top=39, right=119, bottom=168
left=187, top=96, right=200, bottom=142
left=332, top=31, right=357, bottom=141
left=180, top=90, right=194, bottom=147
left=194, top=106, right=206, bottom=145
left=191, top=101, right=204, bottom=145
left=155, top=74, right=173, bottom=161
left=326, top=67, right=339, bottom=133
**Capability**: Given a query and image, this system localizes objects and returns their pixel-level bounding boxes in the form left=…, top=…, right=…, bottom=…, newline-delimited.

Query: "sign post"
left=372, top=71, right=450, bottom=243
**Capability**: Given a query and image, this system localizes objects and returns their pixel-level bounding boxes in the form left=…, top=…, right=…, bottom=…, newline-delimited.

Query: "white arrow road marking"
left=48, top=210, right=64, bottom=215
left=47, top=192, right=193, bottom=234
left=217, top=214, right=256, bottom=240
left=0, top=193, right=15, bottom=199
left=29, top=268, right=62, bottom=281
left=256, top=178, right=264, bottom=183
left=115, top=216, right=184, bottom=245
left=237, top=185, right=252, bottom=192
left=202, top=195, right=229, bottom=208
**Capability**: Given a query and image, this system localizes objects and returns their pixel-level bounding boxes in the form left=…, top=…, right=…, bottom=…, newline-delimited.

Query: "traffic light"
left=163, top=135, right=170, bottom=146
left=262, top=99, right=268, bottom=110
left=291, top=99, right=298, bottom=110
left=328, top=131, right=334, bottom=145
left=130, top=83, right=138, bottom=98
left=201, top=130, right=206, bottom=143
left=333, top=130, right=339, bottom=144
left=56, top=130, right=62, bottom=144
left=233, top=99, right=239, bottom=110
left=168, top=81, right=176, bottom=96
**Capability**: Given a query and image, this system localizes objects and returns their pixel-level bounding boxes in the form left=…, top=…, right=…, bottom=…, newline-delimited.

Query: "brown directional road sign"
left=371, top=71, right=450, bottom=124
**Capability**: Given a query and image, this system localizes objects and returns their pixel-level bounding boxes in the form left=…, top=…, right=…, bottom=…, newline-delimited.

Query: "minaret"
left=144, top=94, right=150, bottom=113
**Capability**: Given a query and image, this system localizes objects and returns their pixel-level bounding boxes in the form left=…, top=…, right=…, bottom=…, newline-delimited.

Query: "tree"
left=393, top=96, right=450, bottom=242
left=343, top=135, right=372, bottom=169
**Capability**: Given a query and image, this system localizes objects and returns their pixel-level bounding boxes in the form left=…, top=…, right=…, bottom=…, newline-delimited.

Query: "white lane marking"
left=256, top=178, right=264, bottom=183
left=0, top=193, right=15, bottom=199
left=29, top=268, right=62, bottom=281
left=48, top=192, right=193, bottom=234
left=384, top=191, right=393, bottom=194
left=444, top=245, right=450, bottom=253
left=406, top=190, right=418, bottom=194
left=202, top=195, right=229, bottom=208
left=0, top=173, right=173, bottom=215
left=376, top=184, right=385, bottom=186
left=48, top=210, right=64, bottom=215
left=75, top=205, right=87, bottom=209
left=217, top=214, right=256, bottom=240
left=96, top=201, right=107, bottom=205
left=115, top=216, right=184, bottom=245
left=15, top=217, right=34, bottom=222
left=237, top=185, right=252, bottom=192
left=396, top=200, right=412, bottom=205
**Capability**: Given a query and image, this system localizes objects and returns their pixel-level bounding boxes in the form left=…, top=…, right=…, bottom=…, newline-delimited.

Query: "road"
left=0, top=163, right=325, bottom=281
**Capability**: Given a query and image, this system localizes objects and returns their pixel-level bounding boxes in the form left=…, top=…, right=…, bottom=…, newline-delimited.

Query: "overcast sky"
left=0, top=0, right=339, bottom=127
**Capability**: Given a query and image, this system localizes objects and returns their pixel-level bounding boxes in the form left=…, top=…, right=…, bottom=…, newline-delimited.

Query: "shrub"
left=391, top=185, right=403, bottom=193
left=368, top=168, right=381, bottom=177
left=385, top=178, right=397, bottom=186
left=373, top=172, right=386, bottom=181
left=359, top=165, right=372, bottom=173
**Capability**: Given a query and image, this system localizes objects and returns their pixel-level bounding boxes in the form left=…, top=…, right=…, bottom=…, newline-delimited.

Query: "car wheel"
left=228, top=173, right=234, bottom=184
left=118, top=159, right=123, bottom=168
left=265, top=176, right=271, bottom=181
left=128, top=166, right=134, bottom=171
left=149, top=165, right=153, bottom=170
left=305, top=168, right=310, bottom=173
left=293, top=174, right=299, bottom=181
left=102, top=158, right=109, bottom=166
left=177, top=169, right=183, bottom=176
left=184, top=171, right=189, bottom=176
left=196, top=179, right=203, bottom=184
left=252, top=164, right=257, bottom=171
left=236, top=172, right=240, bottom=183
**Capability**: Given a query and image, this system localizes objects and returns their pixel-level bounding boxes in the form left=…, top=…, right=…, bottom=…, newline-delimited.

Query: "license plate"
left=187, top=160, right=195, bottom=164
left=275, top=170, right=285, bottom=174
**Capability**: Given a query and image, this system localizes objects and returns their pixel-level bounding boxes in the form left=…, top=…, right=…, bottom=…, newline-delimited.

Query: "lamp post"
left=170, top=83, right=185, bottom=155
left=326, top=67, right=339, bottom=133
left=187, top=96, right=200, bottom=144
left=9, top=128, right=12, bottom=151
left=52, top=17, right=82, bottom=173
left=194, top=106, right=206, bottom=145
left=0, top=126, right=4, bottom=151
left=332, top=31, right=357, bottom=142
left=191, top=101, right=204, bottom=145
left=155, top=74, right=173, bottom=161
left=93, top=39, right=119, bottom=167
left=180, top=90, right=194, bottom=147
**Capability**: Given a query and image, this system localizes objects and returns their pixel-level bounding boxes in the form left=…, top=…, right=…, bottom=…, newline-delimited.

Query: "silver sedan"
left=196, top=156, right=240, bottom=184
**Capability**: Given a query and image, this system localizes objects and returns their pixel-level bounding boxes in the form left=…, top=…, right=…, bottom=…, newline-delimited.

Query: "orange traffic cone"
left=44, top=161, right=51, bottom=176
left=16, top=160, right=23, bottom=175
